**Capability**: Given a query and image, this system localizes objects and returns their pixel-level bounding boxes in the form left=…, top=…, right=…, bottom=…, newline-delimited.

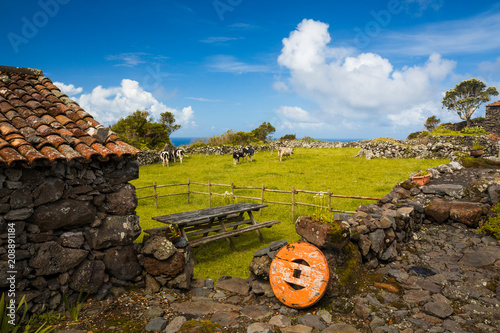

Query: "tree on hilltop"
left=110, top=110, right=180, bottom=150
left=442, top=78, right=498, bottom=128
left=251, top=122, right=276, bottom=142
left=424, top=116, right=440, bottom=132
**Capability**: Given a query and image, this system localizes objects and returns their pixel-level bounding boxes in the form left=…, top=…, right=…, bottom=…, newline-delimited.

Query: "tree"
left=424, top=116, right=440, bottom=132
left=251, top=122, right=276, bottom=142
left=110, top=110, right=180, bottom=150
left=442, top=78, right=498, bottom=127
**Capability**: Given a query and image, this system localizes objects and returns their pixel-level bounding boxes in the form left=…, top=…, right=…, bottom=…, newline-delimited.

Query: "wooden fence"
left=136, top=179, right=380, bottom=221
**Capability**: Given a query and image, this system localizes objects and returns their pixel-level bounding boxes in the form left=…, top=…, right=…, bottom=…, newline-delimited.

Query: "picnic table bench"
left=147, top=202, right=280, bottom=250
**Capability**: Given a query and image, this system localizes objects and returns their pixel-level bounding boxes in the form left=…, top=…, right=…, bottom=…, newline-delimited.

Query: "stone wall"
left=485, top=104, right=500, bottom=135
left=356, top=135, right=499, bottom=160
left=137, top=136, right=500, bottom=166
left=0, top=159, right=143, bottom=313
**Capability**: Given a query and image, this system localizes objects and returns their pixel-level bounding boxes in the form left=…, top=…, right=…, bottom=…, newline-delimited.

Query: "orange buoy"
left=269, top=241, right=329, bottom=308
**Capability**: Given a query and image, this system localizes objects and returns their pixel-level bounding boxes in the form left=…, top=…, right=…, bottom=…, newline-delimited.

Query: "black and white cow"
left=172, top=149, right=185, bottom=163
left=242, top=146, right=254, bottom=162
left=233, top=151, right=244, bottom=165
left=160, top=150, right=171, bottom=167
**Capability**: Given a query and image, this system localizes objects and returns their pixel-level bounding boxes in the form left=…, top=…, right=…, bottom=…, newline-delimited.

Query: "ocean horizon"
left=170, top=137, right=365, bottom=147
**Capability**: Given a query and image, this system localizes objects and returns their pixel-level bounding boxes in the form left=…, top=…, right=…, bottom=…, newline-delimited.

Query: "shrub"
left=478, top=205, right=500, bottom=242
left=407, top=132, right=421, bottom=140
left=301, top=136, right=315, bottom=143
left=280, top=134, right=296, bottom=141
left=460, top=126, right=489, bottom=135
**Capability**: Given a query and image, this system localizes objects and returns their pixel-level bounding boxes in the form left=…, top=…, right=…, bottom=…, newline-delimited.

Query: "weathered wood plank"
left=152, top=203, right=267, bottom=225
left=188, top=220, right=281, bottom=247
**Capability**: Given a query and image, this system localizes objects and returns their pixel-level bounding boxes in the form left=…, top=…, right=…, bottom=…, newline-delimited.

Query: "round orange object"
left=269, top=241, right=330, bottom=308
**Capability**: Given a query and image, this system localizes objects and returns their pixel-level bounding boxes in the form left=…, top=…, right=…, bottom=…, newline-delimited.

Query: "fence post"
left=327, top=189, right=332, bottom=219
left=187, top=178, right=190, bottom=204
left=292, top=186, right=296, bottom=222
left=260, top=184, right=265, bottom=216
left=208, top=180, right=211, bottom=208
left=231, top=182, right=235, bottom=203
left=153, top=181, right=158, bottom=208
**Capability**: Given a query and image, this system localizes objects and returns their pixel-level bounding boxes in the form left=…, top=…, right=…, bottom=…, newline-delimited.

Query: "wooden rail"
left=136, top=179, right=380, bottom=221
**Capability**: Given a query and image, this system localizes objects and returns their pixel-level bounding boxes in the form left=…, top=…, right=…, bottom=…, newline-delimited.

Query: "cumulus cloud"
left=277, top=106, right=316, bottom=123
left=274, top=106, right=326, bottom=133
left=277, top=19, right=456, bottom=130
left=54, top=82, right=83, bottom=96
left=75, top=79, right=195, bottom=127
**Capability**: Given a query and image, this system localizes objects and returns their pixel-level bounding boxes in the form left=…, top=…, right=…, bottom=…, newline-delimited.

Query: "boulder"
left=143, top=251, right=185, bottom=276
left=10, top=185, right=33, bottom=209
left=70, top=259, right=106, bottom=293
left=30, top=199, right=96, bottom=231
left=30, top=241, right=88, bottom=276
left=141, top=235, right=177, bottom=261
left=86, top=215, right=141, bottom=250
left=249, top=254, right=272, bottom=279
left=105, top=184, right=138, bottom=215
left=449, top=202, right=484, bottom=227
left=103, top=245, right=142, bottom=281
left=32, top=178, right=65, bottom=206
left=425, top=199, right=451, bottom=223
left=295, top=216, right=350, bottom=249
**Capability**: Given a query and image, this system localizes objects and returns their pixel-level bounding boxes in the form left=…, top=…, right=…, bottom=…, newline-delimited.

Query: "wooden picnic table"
left=148, top=202, right=280, bottom=250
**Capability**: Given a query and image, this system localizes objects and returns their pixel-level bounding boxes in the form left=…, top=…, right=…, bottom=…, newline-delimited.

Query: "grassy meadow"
left=131, top=147, right=449, bottom=281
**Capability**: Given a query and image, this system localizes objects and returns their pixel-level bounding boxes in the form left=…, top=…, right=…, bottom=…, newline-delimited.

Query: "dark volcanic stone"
left=30, top=199, right=96, bottom=231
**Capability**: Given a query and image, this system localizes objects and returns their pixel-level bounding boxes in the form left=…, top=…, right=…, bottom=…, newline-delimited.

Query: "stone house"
left=485, top=100, right=500, bottom=136
left=0, top=65, right=142, bottom=313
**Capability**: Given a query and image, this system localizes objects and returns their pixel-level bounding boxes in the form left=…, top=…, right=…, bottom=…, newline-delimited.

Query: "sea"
left=170, top=137, right=364, bottom=147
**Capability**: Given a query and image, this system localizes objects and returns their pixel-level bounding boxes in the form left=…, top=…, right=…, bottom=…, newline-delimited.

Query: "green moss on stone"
left=336, top=242, right=364, bottom=291
left=178, top=320, right=223, bottom=333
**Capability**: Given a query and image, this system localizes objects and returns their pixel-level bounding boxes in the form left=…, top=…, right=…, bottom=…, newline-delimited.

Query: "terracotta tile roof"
left=486, top=100, right=500, bottom=107
left=0, top=66, right=141, bottom=168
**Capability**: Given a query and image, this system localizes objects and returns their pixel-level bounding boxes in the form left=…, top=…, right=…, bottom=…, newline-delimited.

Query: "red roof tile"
left=0, top=65, right=141, bottom=167
left=487, top=100, right=500, bottom=107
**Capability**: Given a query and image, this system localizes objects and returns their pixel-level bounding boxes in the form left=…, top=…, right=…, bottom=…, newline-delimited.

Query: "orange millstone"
left=269, top=242, right=330, bottom=308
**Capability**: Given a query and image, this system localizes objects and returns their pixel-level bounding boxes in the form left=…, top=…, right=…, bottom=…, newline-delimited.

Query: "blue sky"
left=2, top=0, right=500, bottom=140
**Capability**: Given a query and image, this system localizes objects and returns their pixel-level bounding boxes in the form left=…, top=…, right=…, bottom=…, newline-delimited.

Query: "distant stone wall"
left=356, top=135, right=499, bottom=160
left=0, top=159, right=142, bottom=313
left=485, top=104, right=500, bottom=135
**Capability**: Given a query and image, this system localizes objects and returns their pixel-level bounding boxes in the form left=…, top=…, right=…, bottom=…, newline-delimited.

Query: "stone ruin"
left=247, top=160, right=500, bottom=304
left=0, top=158, right=197, bottom=314
left=0, top=160, right=144, bottom=313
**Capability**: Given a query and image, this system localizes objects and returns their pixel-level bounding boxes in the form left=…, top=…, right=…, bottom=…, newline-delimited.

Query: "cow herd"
left=159, top=148, right=186, bottom=167
left=159, top=146, right=295, bottom=166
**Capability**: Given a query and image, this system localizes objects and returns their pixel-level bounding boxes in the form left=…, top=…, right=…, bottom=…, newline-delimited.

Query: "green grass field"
left=131, top=147, right=449, bottom=281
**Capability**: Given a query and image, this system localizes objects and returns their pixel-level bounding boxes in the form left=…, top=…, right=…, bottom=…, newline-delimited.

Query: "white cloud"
left=75, top=79, right=196, bottom=127
left=274, top=106, right=326, bottom=133
left=277, top=19, right=456, bottom=131
left=54, top=82, right=83, bottom=96
left=273, top=80, right=289, bottom=92
left=276, top=106, right=316, bottom=123
left=185, top=97, right=222, bottom=102
left=208, top=55, right=270, bottom=74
